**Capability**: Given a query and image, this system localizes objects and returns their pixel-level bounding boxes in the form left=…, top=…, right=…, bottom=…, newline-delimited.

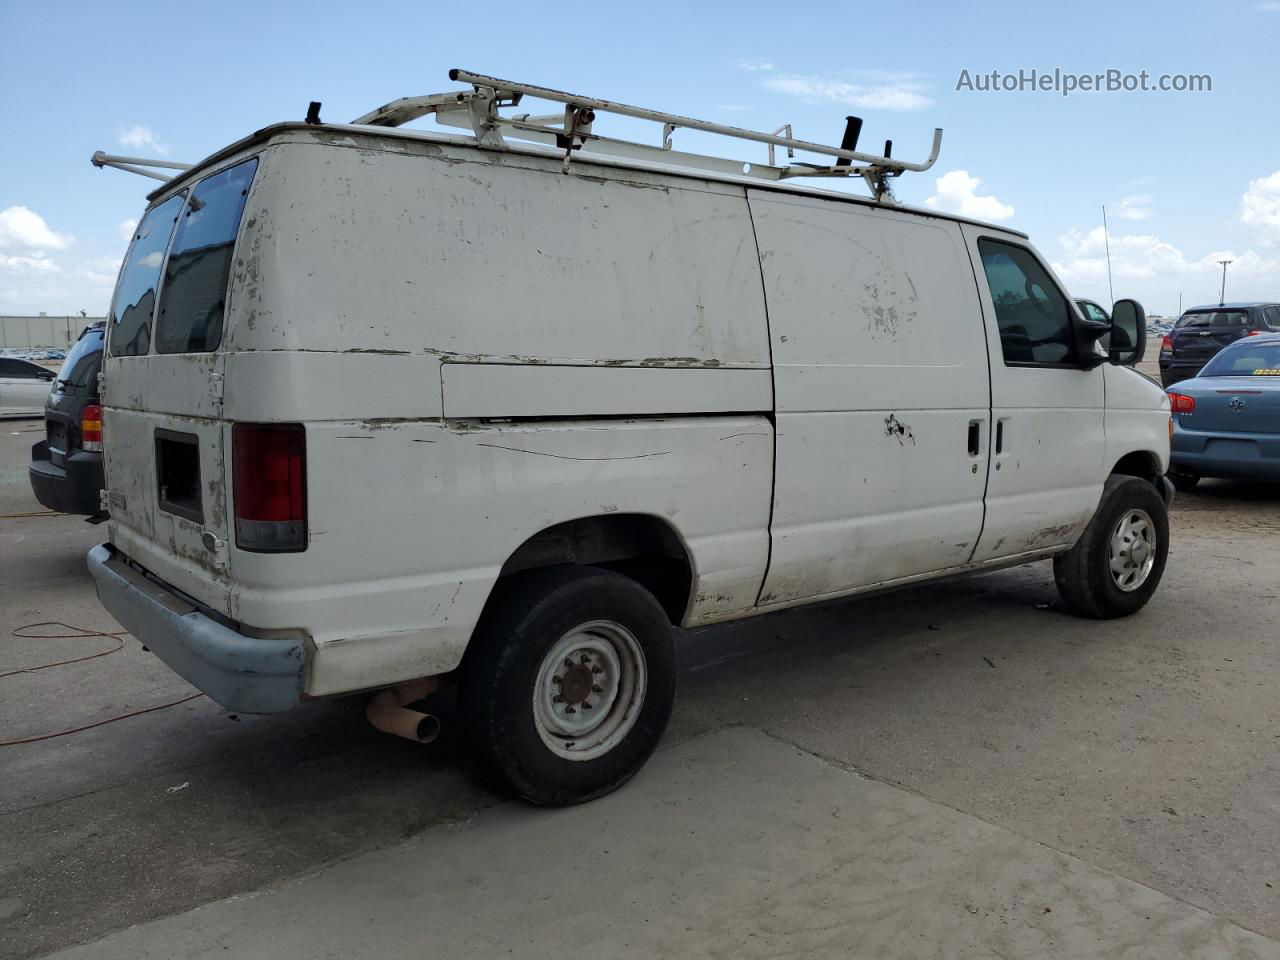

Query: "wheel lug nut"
left=564, top=658, right=574, bottom=668
left=580, top=654, right=590, bottom=664
left=552, top=675, right=562, bottom=684
left=591, top=666, right=603, bottom=675
left=565, top=706, right=576, bottom=714
left=592, top=684, right=603, bottom=693
left=582, top=702, right=592, bottom=710
left=553, top=695, right=564, bottom=703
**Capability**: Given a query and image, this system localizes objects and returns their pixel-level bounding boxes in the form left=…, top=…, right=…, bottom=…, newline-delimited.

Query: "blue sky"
left=2, top=0, right=1278, bottom=317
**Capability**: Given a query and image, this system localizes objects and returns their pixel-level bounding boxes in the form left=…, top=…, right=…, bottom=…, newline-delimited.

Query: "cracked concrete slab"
left=41, top=727, right=1280, bottom=960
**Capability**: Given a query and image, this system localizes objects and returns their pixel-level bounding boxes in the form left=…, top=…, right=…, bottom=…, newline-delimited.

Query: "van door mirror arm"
left=1073, top=315, right=1110, bottom=368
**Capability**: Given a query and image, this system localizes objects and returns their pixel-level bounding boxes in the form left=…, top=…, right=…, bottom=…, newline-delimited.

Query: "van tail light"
left=1160, top=334, right=1173, bottom=352
left=1168, top=392, right=1196, bottom=414
left=1247, top=329, right=1263, bottom=337
left=81, top=404, right=103, bottom=452
left=232, top=423, right=306, bottom=552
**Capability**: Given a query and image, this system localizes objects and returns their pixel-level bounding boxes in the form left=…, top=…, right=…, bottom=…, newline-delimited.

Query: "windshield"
left=1199, top=341, right=1280, bottom=376
left=1177, top=310, right=1250, bottom=329
left=107, top=194, right=185, bottom=357
left=54, top=327, right=104, bottom=393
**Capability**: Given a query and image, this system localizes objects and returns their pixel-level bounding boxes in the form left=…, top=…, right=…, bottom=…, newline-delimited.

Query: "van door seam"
left=958, top=226, right=995, bottom=565
left=744, top=190, right=779, bottom=607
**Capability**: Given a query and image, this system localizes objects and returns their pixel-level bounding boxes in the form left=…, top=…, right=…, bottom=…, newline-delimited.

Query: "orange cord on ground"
left=0, top=621, right=205, bottom=746
left=0, top=622, right=127, bottom=678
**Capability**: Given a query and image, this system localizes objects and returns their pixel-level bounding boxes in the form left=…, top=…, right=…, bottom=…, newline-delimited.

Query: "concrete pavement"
left=42, top=728, right=1280, bottom=960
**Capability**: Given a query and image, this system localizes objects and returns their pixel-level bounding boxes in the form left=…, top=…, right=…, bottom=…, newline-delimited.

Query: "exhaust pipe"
left=366, top=676, right=442, bottom=744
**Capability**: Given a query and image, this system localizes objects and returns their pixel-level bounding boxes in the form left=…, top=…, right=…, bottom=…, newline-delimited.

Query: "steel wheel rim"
left=1108, top=508, right=1157, bottom=592
left=532, top=620, right=647, bottom=761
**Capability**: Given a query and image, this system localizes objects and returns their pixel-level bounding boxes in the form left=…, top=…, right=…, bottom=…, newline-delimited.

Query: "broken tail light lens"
left=232, top=423, right=306, bottom=552
left=1167, top=392, right=1196, bottom=414
left=81, top=404, right=103, bottom=452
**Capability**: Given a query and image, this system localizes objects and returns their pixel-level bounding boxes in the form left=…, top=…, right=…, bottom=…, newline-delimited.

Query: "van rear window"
left=1178, top=310, right=1249, bottom=328
left=107, top=194, right=185, bottom=357
left=154, top=157, right=258, bottom=353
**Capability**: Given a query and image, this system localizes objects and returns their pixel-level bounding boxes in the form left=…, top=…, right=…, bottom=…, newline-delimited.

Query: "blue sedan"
left=1167, top=333, right=1280, bottom=491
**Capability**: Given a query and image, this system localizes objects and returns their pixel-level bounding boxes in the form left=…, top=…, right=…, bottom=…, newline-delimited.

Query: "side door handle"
left=967, top=419, right=982, bottom=457
left=995, top=419, right=1004, bottom=454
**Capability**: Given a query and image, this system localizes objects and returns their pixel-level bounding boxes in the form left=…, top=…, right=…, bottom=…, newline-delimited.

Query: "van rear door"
left=103, top=158, right=258, bottom=616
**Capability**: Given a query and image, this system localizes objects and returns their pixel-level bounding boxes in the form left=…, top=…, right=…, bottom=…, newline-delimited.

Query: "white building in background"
left=0, top=314, right=105, bottom=351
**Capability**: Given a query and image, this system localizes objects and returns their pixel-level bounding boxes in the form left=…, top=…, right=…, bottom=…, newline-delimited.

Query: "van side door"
left=961, top=227, right=1106, bottom=560
left=749, top=192, right=991, bottom=605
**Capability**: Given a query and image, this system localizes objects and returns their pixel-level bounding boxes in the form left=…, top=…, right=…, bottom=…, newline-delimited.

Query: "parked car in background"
left=1159, top=302, right=1280, bottom=387
left=1075, top=298, right=1110, bottom=325
left=29, top=322, right=107, bottom=516
left=0, top=355, right=56, bottom=417
left=1166, top=332, right=1280, bottom=490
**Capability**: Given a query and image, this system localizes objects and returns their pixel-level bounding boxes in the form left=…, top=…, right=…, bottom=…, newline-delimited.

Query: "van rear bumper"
left=87, top=543, right=306, bottom=713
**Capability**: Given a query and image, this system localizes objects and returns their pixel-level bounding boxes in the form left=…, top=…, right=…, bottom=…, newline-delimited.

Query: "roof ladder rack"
left=353, top=68, right=943, bottom=202
left=90, top=151, right=193, bottom=183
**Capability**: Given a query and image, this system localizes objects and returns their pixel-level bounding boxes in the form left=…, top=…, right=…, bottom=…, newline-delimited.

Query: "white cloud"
left=138, top=251, right=165, bottom=269
left=1110, top=194, right=1153, bottom=221
left=924, top=170, right=1015, bottom=221
left=0, top=253, right=61, bottom=273
left=1051, top=225, right=1280, bottom=313
left=0, top=206, right=74, bottom=251
left=117, top=124, right=171, bottom=156
left=736, top=58, right=775, bottom=73
left=80, top=256, right=123, bottom=288
left=119, top=218, right=139, bottom=243
left=1241, top=169, right=1280, bottom=244
left=761, top=72, right=933, bottom=111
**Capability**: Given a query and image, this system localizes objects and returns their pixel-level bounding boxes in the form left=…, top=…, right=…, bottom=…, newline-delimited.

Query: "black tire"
left=1053, top=476, right=1169, bottom=619
left=460, top=566, right=677, bottom=806
left=1169, top=469, right=1200, bottom=493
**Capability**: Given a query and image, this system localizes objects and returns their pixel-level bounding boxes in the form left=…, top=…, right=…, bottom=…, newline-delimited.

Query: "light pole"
left=1218, top=259, right=1232, bottom=306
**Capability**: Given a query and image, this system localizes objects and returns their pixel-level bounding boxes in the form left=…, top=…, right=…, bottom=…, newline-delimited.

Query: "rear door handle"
left=995, top=419, right=1004, bottom=454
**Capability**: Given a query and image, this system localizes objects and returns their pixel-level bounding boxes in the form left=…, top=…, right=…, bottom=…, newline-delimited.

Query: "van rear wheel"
left=460, top=567, right=676, bottom=806
left=1053, top=475, right=1169, bottom=619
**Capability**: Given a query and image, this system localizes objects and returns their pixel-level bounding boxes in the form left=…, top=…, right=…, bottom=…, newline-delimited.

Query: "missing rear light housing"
left=232, top=423, right=307, bottom=552
left=155, top=430, right=204, bottom=523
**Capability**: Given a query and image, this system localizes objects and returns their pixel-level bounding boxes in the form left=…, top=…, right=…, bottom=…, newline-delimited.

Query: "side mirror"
left=1109, top=299, right=1147, bottom=366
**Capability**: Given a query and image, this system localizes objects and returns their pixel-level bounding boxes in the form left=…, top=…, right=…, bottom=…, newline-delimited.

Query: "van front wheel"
left=461, top=567, right=677, bottom=806
left=1053, top=476, right=1169, bottom=619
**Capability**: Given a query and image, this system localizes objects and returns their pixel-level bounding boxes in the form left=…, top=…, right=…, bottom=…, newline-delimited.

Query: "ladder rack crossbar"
left=448, top=68, right=941, bottom=174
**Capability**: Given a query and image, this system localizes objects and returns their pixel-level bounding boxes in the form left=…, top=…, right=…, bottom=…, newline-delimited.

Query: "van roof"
left=148, top=120, right=1029, bottom=240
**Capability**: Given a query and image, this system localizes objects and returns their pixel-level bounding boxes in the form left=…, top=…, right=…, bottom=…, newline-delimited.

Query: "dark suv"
left=1159, top=301, right=1280, bottom=387
left=29, top=322, right=107, bottom=517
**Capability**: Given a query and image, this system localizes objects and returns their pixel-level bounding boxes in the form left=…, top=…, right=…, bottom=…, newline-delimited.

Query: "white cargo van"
left=89, top=71, right=1172, bottom=805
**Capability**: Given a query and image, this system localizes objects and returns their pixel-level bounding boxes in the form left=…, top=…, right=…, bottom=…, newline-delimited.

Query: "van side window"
left=978, top=239, right=1076, bottom=365
left=107, top=194, right=185, bottom=357
left=1265, top=306, right=1280, bottom=329
left=154, top=157, right=258, bottom=354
